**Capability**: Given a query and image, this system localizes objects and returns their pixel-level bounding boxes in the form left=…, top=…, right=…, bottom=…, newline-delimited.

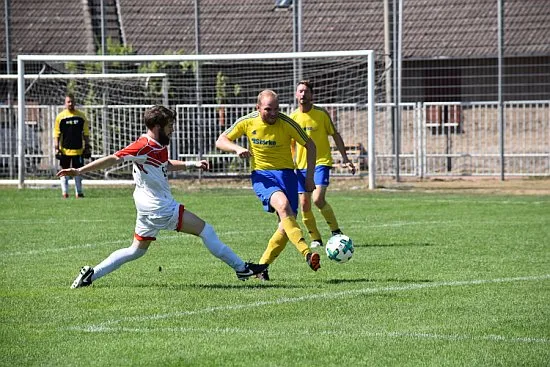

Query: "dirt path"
left=372, top=177, right=550, bottom=195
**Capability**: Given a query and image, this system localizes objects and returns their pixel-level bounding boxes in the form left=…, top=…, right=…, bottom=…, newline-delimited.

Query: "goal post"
left=14, top=50, right=376, bottom=189
left=8, top=69, right=168, bottom=186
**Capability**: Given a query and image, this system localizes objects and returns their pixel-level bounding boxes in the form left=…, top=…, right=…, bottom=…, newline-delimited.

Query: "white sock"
left=199, top=223, right=246, bottom=272
left=74, top=176, right=83, bottom=195
left=60, top=176, right=69, bottom=195
left=92, top=246, right=147, bottom=281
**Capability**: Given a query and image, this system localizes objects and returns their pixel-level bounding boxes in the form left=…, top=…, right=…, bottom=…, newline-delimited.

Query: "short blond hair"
left=257, top=89, right=278, bottom=105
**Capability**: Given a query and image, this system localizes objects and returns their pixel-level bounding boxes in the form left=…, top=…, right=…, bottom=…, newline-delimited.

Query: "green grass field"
left=1, top=186, right=549, bottom=366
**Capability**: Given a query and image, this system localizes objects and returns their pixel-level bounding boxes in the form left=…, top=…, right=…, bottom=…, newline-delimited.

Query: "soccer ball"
left=325, top=234, right=354, bottom=263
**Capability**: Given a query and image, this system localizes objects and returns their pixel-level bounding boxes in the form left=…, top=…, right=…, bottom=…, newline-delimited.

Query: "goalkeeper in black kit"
left=54, top=94, right=92, bottom=198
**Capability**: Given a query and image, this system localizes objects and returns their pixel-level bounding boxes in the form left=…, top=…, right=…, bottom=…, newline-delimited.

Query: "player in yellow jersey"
left=216, top=89, right=320, bottom=280
left=292, top=80, right=356, bottom=248
left=54, top=94, right=91, bottom=198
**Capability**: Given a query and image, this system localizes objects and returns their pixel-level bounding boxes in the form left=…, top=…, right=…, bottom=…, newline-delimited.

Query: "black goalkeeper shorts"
left=59, top=155, right=84, bottom=169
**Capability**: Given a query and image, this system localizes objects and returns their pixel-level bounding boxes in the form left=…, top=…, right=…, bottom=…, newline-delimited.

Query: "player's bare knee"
left=301, top=199, right=312, bottom=212
left=199, top=222, right=214, bottom=238
left=271, top=200, right=291, bottom=216
left=182, top=210, right=206, bottom=236
left=313, top=197, right=326, bottom=208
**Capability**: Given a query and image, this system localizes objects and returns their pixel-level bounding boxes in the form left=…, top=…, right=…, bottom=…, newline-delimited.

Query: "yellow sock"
left=301, top=210, right=322, bottom=241
left=280, top=216, right=310, bottom=257
left=319, top=202, right=340, bottom=232
left=259, top=230, right=288, bottom=264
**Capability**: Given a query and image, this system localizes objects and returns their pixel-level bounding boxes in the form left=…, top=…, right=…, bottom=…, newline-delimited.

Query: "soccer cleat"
left=76, top=193, right=85, bottom=198
left=331, top=229, right=343, bottom=236
left=256, top=268, right=270, bottom=281
left=236, top=262, right=269, bottom=281
left=62, top=193, right=69, bottom=199
left=310, top=239, right=323, bottom=248
left=71, top=266, right=94, bottom=288
left=306, top=252, right=321, bottom=271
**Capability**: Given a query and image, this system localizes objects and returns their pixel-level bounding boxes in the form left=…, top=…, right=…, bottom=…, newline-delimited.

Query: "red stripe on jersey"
left=134, top=233, right=156, bottom=241
left=115, top=135, right=168, bottom=163
left=146, top=155, right=164, bottom=166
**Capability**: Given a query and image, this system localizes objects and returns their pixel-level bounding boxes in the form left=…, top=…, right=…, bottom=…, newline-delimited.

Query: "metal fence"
left=1, top=102, right=548, bottom=181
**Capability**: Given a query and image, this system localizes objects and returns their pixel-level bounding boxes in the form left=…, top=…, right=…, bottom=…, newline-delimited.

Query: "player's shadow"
left=104, top=278, right=431, bottom=288
left=354, top=242, right=435, bottom=247
left=134, top=282, right=302, bottom=290
left=325, top=278, right=433, bottom=285
left=185, top=283, right=302, bottom=290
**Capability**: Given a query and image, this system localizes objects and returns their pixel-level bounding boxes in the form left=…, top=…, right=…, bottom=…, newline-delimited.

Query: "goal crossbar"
left=2, top=73, right=167, bottom=80
left=17, top=50, right=373, bottom=63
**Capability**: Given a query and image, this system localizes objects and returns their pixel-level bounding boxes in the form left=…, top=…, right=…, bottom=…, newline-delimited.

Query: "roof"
left=403, top=0, right=550, bottom=58
left=2, top=0, right=549, bottom=61
left=1, top=0, right=95, bottom=56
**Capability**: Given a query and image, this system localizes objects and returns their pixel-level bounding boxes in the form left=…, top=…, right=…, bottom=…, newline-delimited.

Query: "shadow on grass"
left=326, top=278, right=433, bottom=285
left=129, top=282, right=303, bottom=290
left=88, top=278, right=432, bottom=289
left=355, top=242, right=435, bottom=248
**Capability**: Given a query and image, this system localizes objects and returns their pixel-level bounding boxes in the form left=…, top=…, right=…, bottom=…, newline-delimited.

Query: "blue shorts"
left=296, top=165, right=331, bottom=193
left=251, top=169, right=299, bottom=214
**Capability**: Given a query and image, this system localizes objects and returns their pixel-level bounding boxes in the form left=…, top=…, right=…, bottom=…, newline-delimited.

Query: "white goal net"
left=1, top=70, right=167, bottom=182
left=9, top=50, right=377, bottom=188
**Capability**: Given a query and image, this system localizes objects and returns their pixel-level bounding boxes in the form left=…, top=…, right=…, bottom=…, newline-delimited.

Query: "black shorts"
left=59, top=155, right=84, bottom=169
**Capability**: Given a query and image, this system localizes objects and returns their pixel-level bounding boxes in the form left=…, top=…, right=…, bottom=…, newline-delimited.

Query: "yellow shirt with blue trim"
left=54, top=109, right=90, bottom=156
left=291, top=105, right=335, bottom=169
left=224, top=111, right=309, bottom=171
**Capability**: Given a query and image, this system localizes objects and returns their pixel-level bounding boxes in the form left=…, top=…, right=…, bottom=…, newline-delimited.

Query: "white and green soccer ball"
left=325, top=234, right=354, bottom=263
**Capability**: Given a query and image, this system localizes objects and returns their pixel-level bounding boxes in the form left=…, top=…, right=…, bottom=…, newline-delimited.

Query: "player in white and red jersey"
left=115, top=134, right=179, bottom=219
left=57, top=105, right=267, bottom=288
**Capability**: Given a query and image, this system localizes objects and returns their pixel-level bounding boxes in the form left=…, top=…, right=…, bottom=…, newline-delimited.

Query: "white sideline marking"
left=348, top=220, right=458, bottom=227
left=2, top=229, right=266, bottom=257
left=66, top=325, right=550, bottom=344
left=346, top=219, right=548, bottom=228
left=3, top=217, right=543, bottom=258
left=4, top=243, right=97, bottom=256
left=75, top=274, right=550, bottom=338
left=337, top=196, right=547, bottom=206
left=2, top=240, right=129, bottom=257
left=0, top=218, right=110, bottom=224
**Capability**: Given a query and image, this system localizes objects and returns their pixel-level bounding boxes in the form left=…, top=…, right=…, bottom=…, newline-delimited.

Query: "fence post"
left=497, top=0, right=505, bottom=180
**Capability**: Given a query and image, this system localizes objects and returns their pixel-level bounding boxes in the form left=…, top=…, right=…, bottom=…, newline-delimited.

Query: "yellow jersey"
left=291, top=105, right=335, bottom=169
left=224, top=111, right=309, bottom=171
left=54, top=109, right=90, bottom=156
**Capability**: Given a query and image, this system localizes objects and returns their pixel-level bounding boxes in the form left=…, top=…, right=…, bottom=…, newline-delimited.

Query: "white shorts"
left=134, top=202, right=184, bottom=241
